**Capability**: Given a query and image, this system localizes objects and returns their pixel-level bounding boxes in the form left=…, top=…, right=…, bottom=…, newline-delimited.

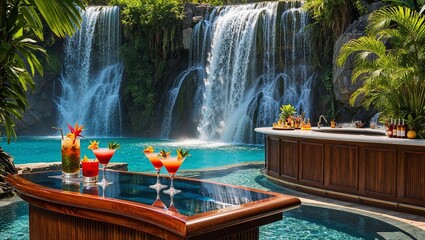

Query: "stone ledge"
left=16, top=162, right=128, bottom=174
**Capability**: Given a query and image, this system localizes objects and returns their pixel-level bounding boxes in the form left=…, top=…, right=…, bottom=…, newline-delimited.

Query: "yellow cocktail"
left=61, top=137, right=80, bottom=178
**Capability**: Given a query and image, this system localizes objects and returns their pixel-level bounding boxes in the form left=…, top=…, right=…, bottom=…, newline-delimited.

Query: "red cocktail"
left=82, top=160, right=99, bottom=182
left=92, top=148, right=116, bottom=186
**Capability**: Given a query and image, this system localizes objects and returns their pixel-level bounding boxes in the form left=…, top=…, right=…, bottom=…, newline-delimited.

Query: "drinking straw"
left=52, top=126, right=64, bottom=140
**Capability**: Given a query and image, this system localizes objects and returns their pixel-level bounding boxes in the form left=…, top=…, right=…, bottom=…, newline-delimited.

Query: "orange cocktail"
left=145, top=153, right=163, bottom=170
left=161, top=157, right=184, bottom=174
left=143, top=146, right=167, bottom=190
left=159, top=156, right=186, bottom=195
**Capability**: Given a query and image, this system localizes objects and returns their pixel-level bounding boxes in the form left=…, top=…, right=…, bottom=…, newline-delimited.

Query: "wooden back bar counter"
left=255, top=127, right=425, bottom=215
left=5, top=170, right=300, bottom=240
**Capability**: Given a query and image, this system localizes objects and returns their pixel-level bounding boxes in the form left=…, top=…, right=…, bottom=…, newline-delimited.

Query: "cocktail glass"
left=151, top=187, right=166, bottom=209
left=61, top=137, right=80, bottom=178
left=82, top=159, right=99, bottom=183
left=159, top=156, right=186, bottom=195
left=92, top=148, right=116, bottom=187
left=144, top=152, right=167, bottom=190
left=167, top=191, right=179, bottom=213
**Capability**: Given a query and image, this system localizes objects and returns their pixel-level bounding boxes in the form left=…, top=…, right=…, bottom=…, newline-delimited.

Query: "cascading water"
left=57, top=6, right=123, bottom=136
left=162, top=1, right=315, bottom=143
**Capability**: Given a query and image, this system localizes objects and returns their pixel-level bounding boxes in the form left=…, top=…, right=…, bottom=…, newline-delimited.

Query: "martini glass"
left=151, top=187, right=166, bottom=209
left=159, top=155, right=186, bottom=195
left=167, top=191, right=179, bottom=213
left=144, top=152, right=167, bottom=190
left=92, top=148, right=116, bottom=187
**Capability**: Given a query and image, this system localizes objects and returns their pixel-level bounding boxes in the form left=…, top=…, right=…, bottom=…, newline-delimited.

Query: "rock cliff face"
left=333, top=14, right=368, bottom=105
left=16, top=73, right=59, bottom=135
left=182, top=3, right=211, bottom=50
left=331, top=1, right=385, bottom=123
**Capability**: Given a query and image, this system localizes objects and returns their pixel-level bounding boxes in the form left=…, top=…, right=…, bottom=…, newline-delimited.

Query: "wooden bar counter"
left=255, top=127, right=425, bottom=215
left=5, top=170, right=300, bottom=240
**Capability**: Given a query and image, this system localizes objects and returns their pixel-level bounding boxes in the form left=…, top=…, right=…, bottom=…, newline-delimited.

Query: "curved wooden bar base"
left=6, top=170, right=300, bottom=240
left=255, top=127, right=425, bottom=215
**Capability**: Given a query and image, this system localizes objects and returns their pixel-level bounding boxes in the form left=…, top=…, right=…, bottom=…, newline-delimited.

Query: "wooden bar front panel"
left=328, top=144, right=358, bottom=192
left=402, top=151, right=425, bottom=203
left=300, top=142, right=324, bottom=186
left=267, top=137, right=280, bottom=176
left=30, top=205, right=162, bottom=240
left=264, top=133, right=425, bottom=213
left=362, top=148, right=397, bottom=198
left=280, top=139, right=298, bottom=180
left=29, top=205, right=260, bottom=240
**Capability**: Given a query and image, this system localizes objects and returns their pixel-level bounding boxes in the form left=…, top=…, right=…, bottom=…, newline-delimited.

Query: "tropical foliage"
left=384, top=0, right=425, bottom=12
left=109, top=0, right=185, bottom=127
left=304, top=0, right=365, bottom=41
left=337, top=6, right=425, bottom=136
left=279, top=104, right=297, bottom=122
left=303, top=0, right=366, bottom=75
left=0, top=0, right=85, bottom=143
left=177, top=0, right=262, bottom=4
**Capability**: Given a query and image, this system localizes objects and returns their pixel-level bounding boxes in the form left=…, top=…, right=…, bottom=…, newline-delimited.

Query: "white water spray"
left=57, top=6, right=123, bottom=136
left=162, top=1, right=314, bottom=143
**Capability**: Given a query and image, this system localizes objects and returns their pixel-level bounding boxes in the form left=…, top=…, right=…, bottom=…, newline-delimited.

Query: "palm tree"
left=0, top=0, right=86, bottom=143
left=337, top=6, right=425, bottom=134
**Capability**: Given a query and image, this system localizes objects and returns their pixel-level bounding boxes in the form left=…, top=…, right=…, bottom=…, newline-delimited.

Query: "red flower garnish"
left=67, top=122, right=84, bottom=143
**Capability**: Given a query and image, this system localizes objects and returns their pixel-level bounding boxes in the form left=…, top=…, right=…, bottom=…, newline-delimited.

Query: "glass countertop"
left=21, top=170, right=273, bottom=216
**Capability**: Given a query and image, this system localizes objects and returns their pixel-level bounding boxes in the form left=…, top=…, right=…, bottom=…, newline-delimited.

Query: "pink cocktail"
left=159, top=156, right=186, bottom=194
left=144, top=152, right=167, bottom=190
left=92, top=148, right=116, bottom=186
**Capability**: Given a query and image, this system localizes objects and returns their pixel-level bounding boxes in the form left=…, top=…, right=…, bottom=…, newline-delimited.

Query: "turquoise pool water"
left=1, top=137, right=264, bottom=172
left=1, top=137, right=424, bottom=239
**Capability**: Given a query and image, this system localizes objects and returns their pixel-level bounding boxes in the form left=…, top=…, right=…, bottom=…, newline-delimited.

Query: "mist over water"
left=161, top=1, right=315, bottom=143
left=57, top=6, right=123, bottom=136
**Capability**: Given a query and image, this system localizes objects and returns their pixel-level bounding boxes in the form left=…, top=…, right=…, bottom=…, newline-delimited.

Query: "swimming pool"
left=1, top=137, right=424, bottom=239
left=1, top=137, right=264, bottom=172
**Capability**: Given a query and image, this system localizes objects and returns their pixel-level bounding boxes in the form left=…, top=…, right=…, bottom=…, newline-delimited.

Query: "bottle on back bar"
left=392, top=118, right=397, bottom=138
left=401, top=119, right=406, bottom=138
left=388, top=119, right=393, bottom=138
left=397, top=119, right=402, bottom=138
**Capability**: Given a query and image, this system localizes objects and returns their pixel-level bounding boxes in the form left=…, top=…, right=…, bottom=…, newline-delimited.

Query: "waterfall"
left=57, top=6, right=123, bottom=136
left=162, top=1, right=314, bottom=143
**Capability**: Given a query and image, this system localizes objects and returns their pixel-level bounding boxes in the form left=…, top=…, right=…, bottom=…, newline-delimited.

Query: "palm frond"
left=369, top=6, right=425, bottom=41
left=31, top=0, right=85, bottom=38
left=337, top=36, right=387, bottom=68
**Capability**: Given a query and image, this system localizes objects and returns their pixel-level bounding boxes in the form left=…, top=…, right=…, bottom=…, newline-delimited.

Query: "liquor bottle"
left=392, top=118, right=397, bottom=138
left=404, top=119, right=409, bottom=138
left=397, top=118, right=402, bottom=138
left=401, top=119, right=406, bottom=138
left=387, top=119, right=393, bottom=138
left=306, top=118, right=311, bottom=130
